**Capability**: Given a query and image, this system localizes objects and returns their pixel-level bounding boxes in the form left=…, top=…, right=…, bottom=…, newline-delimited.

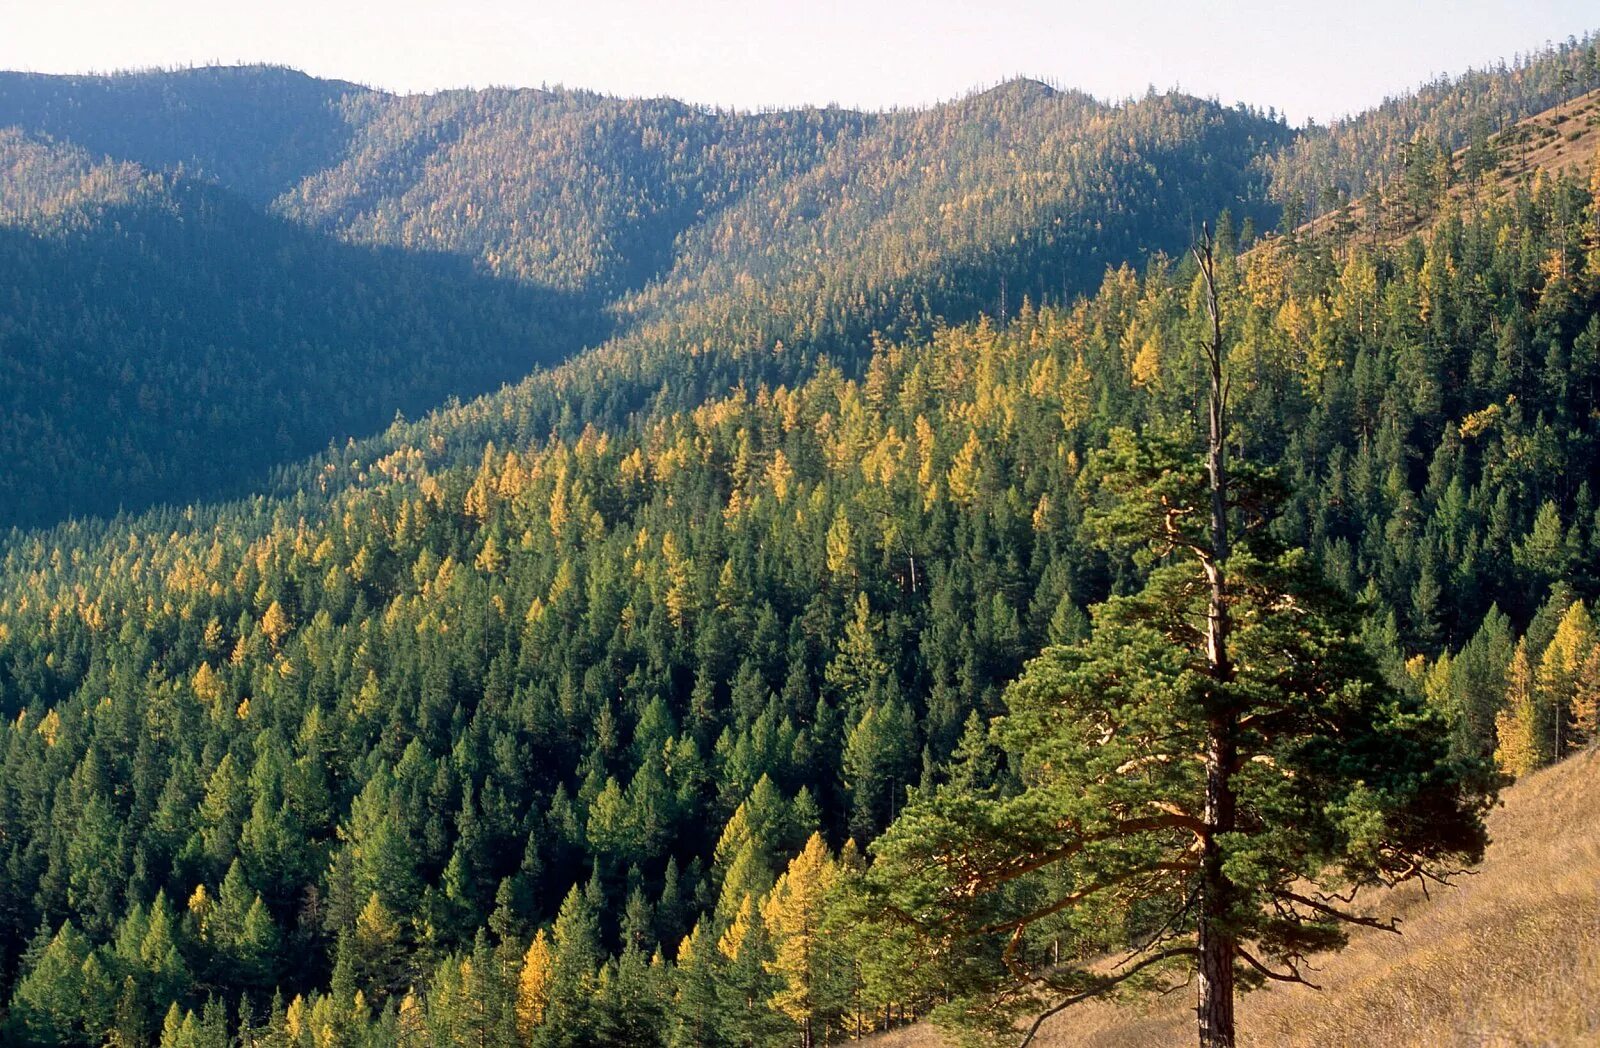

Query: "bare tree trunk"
left=1193, top=228, right=1237, bottom=1048
left=1198, top=713, right=1237, bottom=1048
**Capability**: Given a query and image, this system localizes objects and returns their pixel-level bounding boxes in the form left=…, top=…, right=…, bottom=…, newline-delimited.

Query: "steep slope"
left=0, top=132, right=587, bottom=527
left=0, top=42, right=1599, bottom=1048
left=872, top=748, right=1600, bottom=1047
left=1493, top=86, right=1600, bottom=179
left=1, top=141, right=1595, bottom=1042
left=1297, top=86, right=1600, bottom=246
left=1262, top=32, right=1598, bottom=216
left=304, top=85, right=1291, bottom=479
left=277, top=89, right=868, bottom=298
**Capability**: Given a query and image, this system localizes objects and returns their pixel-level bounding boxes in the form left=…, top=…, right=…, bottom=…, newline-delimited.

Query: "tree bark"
left=1197, top=712, right=1237, bottom=1048
left=1194, top=228, right=1238, bottom=1048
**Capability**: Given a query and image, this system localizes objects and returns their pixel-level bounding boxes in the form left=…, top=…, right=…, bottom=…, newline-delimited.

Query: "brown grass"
left=1299, top=87, right=1600, bottom=248
left=871, top=748, right=1600, bottom=1048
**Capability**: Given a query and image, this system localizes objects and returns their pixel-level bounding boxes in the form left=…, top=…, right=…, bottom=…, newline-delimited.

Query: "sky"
left=1, top=1, right=1595, bottom=126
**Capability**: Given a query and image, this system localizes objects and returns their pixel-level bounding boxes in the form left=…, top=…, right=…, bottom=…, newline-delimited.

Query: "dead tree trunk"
left=1193, top=227, right=1237, bottom=1048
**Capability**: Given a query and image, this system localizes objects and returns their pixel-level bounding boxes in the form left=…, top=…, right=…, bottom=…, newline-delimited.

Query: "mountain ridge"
left=0, top=69, right=1288, bottom=527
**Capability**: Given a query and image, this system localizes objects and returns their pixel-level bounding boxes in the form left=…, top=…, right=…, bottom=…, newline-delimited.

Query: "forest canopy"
left=1, top=35, right=1599, bottom=1048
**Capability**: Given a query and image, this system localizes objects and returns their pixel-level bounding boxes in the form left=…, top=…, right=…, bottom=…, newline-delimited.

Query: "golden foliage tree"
left=1495, top=639, right=1548, bottom=777
left=1536, top=600, right=1594, bottom=760
left=260, top=600, right=291, bottom=649
left=516, top=928, right=554, bottom=1040
left=761, top=833, right=842, bottom=1047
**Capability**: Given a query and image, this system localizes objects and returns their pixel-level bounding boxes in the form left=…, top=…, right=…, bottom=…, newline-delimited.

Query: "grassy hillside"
left=872, top=748, right=1600, bottom=1047
left=1299, top=86, right=1600, bottom=246
left=1261, top=32, right=1598, bottom=216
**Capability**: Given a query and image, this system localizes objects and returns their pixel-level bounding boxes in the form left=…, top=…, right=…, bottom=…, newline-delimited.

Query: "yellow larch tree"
left=946, top=430, right=983, bottom=505
left=1495, top=638, right=1547, bottom=777
left=396, top=992, right=427, bottom=1048
left=762, top=833, right=841, bottom=1048
left=192, top=662, right=224, bottom=707
left=1571, top=644, right=1600, bottom=746
left=516, top=928, right=554, bottom=1040
left=661, top=531, right=695, bottom=629
left=474, top=532, right=505, bottom=576
left=260, top=600, right=291, bottom=649
left=825, top=508, right=854, bottom=580
left=767, top=448, right=794, bottom=503
left=1536, top=600, right=1594, bottom=759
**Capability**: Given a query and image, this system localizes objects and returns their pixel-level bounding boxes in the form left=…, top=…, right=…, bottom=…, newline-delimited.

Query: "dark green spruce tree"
left=865, top=231, right=1495, bottom=1047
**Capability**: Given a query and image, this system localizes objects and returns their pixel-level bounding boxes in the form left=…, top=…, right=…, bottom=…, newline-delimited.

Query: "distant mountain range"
left=1, top=41, right=1591, bottom=528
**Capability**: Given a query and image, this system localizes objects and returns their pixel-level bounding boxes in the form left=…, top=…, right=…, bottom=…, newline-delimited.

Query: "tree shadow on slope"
left=0, top=65, right=369, bottom=206
left=0, top=175, right=607, bottom=529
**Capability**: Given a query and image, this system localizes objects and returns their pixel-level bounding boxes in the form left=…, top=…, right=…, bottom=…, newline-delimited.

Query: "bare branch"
left=1236, top=945, right=1321, bottom=989
left=1016, top=947, right=1199, bottom=1048
left=1273, top=889, right=1401, bottom=934
left=1116, top=879, right=1201, bottom=969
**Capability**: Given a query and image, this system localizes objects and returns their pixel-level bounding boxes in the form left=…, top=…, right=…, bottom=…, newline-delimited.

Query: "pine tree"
left=841, top=699, right=916, bottom=843
left=716, top=896, right=784, bottom=1047
left=865, top=236, right=1490, bottom=1048
left=1514, top=501, right=1570, bottom=585
left=157, top=1003, right=187, bottom=1048
left=670, top=924, right=723, bottom=1048
left=134, top=891, right=190, bottom=1015
left=823, top=593, right=892, bottom=723
left=349, top=892, right=407, bottom=1005
left=593, top=942, right=669, bottom=1047
left=6, top=923, right=90, bottom=1044
left=544, top=883, right=601, bottom=1039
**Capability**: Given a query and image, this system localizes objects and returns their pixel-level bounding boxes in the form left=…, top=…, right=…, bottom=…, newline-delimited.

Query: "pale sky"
left=1, top=1, right=1595, bottom=125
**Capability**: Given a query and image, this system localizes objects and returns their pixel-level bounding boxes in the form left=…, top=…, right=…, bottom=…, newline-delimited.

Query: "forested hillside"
left=2, top=76, right=1598, bottom=1041
left=1263, top=32, right=1600, bottom=219
left=0, top=66, right=366, bottom=205
left=0, top=130, right=586, bottom=528
left=1, top=67, right=1291, bottom=528
left=365, top=84, right=1292, bottom=479
left=6, top=41, right=1597, bottom=531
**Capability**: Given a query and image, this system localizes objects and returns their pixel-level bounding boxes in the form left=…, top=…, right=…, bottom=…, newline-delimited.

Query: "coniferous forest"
left=2, top=30, right=1600, bottom=1048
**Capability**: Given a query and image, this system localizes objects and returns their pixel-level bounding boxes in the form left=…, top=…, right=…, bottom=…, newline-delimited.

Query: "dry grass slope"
left=1300, top=87, right=1600, bottom=247
left=874, top=748, right=1600, bottom=1048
